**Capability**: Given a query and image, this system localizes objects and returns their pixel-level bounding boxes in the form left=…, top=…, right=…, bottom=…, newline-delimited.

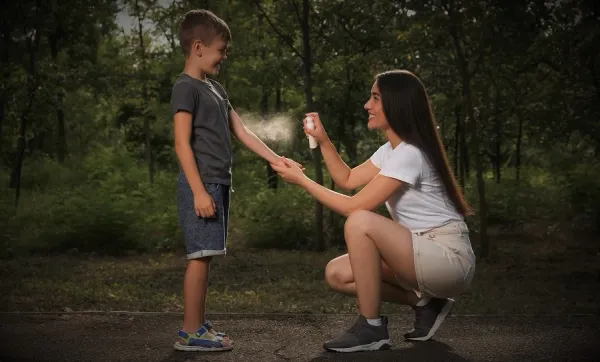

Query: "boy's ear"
left=192, top=40, right=203, bottom=56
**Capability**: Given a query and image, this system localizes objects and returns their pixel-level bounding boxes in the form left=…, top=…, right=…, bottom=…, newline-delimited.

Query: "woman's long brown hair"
left=376, top=70, right=472, bottom=216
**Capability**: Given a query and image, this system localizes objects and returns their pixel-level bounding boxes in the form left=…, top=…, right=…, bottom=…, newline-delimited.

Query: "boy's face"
left=192, top=35, right=229, bottom=75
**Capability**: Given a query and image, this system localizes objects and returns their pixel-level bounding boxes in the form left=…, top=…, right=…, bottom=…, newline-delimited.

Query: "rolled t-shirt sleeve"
left=170, top=81, right=196, bottom=116
left=379, top=146, right=422, bottom=186
left=369, top=142, right=390, bottom=169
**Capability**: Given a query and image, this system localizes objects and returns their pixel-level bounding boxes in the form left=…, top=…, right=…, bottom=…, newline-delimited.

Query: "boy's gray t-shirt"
left=171, top=73, right=232, bottom=185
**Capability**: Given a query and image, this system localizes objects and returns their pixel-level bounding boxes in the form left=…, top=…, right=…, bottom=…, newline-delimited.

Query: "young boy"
left=170, top=9, right=292, bottom=351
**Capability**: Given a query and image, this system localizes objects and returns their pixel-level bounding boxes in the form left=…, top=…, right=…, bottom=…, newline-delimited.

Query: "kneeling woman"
left=271, top=69, right=476, bottom=353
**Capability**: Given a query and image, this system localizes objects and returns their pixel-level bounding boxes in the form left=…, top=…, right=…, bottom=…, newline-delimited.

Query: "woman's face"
left=364, top=82, right=389, bottom=130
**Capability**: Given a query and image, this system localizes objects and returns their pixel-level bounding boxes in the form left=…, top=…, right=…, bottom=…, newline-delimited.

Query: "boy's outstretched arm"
left=270, top=158, right=404, bottom=217
left=229, top=108, right=284, bottom=165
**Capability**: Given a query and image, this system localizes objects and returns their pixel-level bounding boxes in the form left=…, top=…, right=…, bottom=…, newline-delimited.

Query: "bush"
left=482, top=170, right=566, bottom=228
left=463, top=158, right=600, bottom=234
left=37, top=189, right=139, bottom=255
left=3, top=146, right=183, bottom=256
left=562, top=161, right=600, bottom=231
left=232, top=185, right=315, bottom=250
left=3, top=142, right=598, bottom=257
left=0, top=178, right=18, bottom=258
left=17, top=155, right=81, bottom=191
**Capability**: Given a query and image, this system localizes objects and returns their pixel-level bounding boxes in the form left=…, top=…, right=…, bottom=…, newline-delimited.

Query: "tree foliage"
left=1, top=0, right=598, bottom=258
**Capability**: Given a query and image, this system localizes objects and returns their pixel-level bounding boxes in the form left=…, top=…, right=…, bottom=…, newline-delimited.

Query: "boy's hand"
left=287, top=159, right=305, bottom=171
left=194, top=192, right=216, bottom=218
left=270, top=157, right=307, bottom=185
left=303, top=112, right=330, bottom=145
left=274, top=156, right=305, bottom=171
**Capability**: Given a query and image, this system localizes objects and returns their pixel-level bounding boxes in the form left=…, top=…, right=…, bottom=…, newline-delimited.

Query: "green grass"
left=1, top=228, right=598, bottom=316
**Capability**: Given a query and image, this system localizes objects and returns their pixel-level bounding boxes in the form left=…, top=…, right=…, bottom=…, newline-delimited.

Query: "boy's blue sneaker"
left=204, top=320, right=233, bottom=344
left=174, top=325, right=233, bottom=352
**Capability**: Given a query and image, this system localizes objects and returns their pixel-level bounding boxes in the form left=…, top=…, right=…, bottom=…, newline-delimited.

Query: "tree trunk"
left=261, top=87, right=277, bottom=189
left=10, top=3, right=41, bottom=207
left=259, top=12, right=277, bottom=190
left=10, top=114, right=28, bottom=202
left=494, top=117, right=501, bottom=184
left=0, top=22, right=9, bottom=160
left=0, top=98, right=4, bottom=158
left=464, top=81, right=489, bottom=259
left=56, top=92, right=66, bottom=162
left=275, top=77, right=282, bottom=112
left=489, top=70, right=501, bottom=184
left=49, top=33, right=67, bottom=163
left=453, top=106, right=461, bottom=186
left=515, top=107, right=523, bottom=182
left=460, top=125, right=468, bottom=184
left=252, top=0, right=323, bottom=249
left=274, top=78, right=282, bottom=188
left=301, top=0, right=324, bottom=251
left=135, top=0, right=154, bottom=184
left=328, top=68, right=355, bottom=241
left=448, top=7, right=489, bottom=259
left=590, top=55, right=600, bottom=158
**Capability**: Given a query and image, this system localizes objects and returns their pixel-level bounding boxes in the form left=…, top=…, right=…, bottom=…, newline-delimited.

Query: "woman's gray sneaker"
left=404, top=298, right=455, bottom=341
left=323, top=315, right=392, bottom=353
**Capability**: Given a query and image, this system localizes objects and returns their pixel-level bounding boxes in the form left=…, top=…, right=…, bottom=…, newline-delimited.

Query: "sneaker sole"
left=173, top=342, right=233, bottom=352
left=406, top=298, right=455, bottom=341
left=325, top=339, right=392, bottom=353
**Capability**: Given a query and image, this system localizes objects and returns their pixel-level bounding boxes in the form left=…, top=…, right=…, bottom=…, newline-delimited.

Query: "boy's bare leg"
left=182, top=257, right=212, bottom=333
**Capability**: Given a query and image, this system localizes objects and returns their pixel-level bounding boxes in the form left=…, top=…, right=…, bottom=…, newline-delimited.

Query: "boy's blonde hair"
left=178, top=9, right=231, bottom=56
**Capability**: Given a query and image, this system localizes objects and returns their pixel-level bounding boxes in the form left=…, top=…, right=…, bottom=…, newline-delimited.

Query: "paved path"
left=1, top=313, right=598, bottom=361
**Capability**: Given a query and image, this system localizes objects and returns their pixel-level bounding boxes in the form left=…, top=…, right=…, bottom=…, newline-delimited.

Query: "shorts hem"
left=187, top=249, right=227, bottom=260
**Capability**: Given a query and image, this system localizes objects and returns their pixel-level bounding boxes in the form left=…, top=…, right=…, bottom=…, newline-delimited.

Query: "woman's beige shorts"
left=409, top=221, right=476, bottom=298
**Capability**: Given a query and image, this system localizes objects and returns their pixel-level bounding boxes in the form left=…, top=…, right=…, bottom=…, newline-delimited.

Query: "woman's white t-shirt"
left=369, top=141, right=463, bottom=233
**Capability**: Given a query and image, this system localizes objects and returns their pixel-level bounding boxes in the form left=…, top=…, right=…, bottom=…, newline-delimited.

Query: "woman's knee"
left=344, top=210, right=372, bottom=235
left=324, top=257, right=352, bottom=290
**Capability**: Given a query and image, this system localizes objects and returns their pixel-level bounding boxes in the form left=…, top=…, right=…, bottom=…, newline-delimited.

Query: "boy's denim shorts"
left=176, top=172, right=230, bottom=260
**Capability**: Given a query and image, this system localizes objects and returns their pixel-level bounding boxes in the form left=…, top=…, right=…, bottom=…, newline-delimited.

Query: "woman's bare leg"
left=342, top=210, right=421, bottom=319
left=324, top=254, right=419, bottom=306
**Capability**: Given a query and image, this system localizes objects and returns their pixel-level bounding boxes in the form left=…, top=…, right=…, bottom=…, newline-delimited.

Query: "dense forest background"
left=1, top=0, right=599, bottom=260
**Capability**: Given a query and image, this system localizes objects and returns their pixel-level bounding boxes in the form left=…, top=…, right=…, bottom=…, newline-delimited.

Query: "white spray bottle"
left=305, top=116, right=318, bottom=149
